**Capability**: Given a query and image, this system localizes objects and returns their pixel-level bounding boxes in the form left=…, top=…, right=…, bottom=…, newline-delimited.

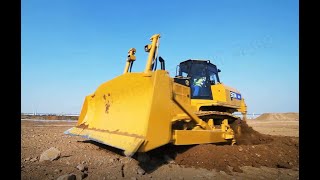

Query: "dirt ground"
left=21, top=113, right=299, bottom=180
left=21, top=115, right=78, bottom=121
left=246, top=113, right=299, bottom=137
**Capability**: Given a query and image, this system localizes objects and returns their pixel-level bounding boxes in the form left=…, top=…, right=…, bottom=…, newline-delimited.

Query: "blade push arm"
left=123, top=48, right=136, bottom=74
left=144, top=34, right=160, bottom=73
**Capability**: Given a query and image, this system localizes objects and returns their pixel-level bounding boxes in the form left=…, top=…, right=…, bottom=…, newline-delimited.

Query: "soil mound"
left=173, top=121, right=298, bottom=174
left=255, top=113, right=299, bottom=121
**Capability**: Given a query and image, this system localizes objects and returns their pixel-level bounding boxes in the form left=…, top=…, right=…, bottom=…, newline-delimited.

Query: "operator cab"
left=174, top=59, right=221, bottom=100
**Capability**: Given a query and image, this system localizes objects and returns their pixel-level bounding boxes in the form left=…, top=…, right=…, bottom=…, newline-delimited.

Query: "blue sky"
left=22, top=0, right=299, bottom=114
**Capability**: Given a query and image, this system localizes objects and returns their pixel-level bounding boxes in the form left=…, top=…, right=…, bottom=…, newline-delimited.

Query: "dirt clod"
left=30, top=157, right=37, bottom=162
left=136, top=167, right=145, bottom=175
left=76, top=164, right=87, bottom=172
left=40, top=147, right=61, bottom=162
left=56, top=174, right=76, bottom=180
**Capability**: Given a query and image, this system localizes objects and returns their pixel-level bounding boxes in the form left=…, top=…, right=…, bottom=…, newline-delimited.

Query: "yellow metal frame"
left=173, top=129, right=233, bottom=145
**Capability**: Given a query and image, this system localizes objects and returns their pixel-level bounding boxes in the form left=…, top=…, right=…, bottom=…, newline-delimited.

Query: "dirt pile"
left=255, top=113, right=299, bottom=121
left=174, top=136, right=298, bottom=174
left=172, top=121, right=298, bottom=174
left=231, top=120, right=274, bottom=145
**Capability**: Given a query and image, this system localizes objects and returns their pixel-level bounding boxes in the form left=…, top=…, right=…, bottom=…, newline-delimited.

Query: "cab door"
left=189, top=63, right=213, bottom=100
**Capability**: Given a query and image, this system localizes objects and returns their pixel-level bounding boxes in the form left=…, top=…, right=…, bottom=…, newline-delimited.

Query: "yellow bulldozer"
left=65, top=34, right=247, bottom=156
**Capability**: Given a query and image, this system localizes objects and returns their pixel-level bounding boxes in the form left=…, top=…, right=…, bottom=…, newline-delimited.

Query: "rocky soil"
left=21, top=113, right=299, bottom=179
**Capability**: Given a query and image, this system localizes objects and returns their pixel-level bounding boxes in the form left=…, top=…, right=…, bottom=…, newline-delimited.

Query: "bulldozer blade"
left=64, top=127, right=145, bottom=156
left=65, top=70, right=174, bottom=156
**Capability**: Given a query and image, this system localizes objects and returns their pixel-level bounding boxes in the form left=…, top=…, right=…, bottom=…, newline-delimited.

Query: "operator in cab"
left=192, top=75, right=206, bottom=96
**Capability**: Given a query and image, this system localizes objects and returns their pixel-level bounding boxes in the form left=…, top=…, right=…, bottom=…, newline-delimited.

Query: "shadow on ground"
left=77, top=140, right=195, bottom=174
left=134, top=144, right=196, bottom=173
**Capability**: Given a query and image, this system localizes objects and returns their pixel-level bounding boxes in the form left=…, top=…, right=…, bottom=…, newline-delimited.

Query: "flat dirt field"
left=21, top=113, right=299, bottom=180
